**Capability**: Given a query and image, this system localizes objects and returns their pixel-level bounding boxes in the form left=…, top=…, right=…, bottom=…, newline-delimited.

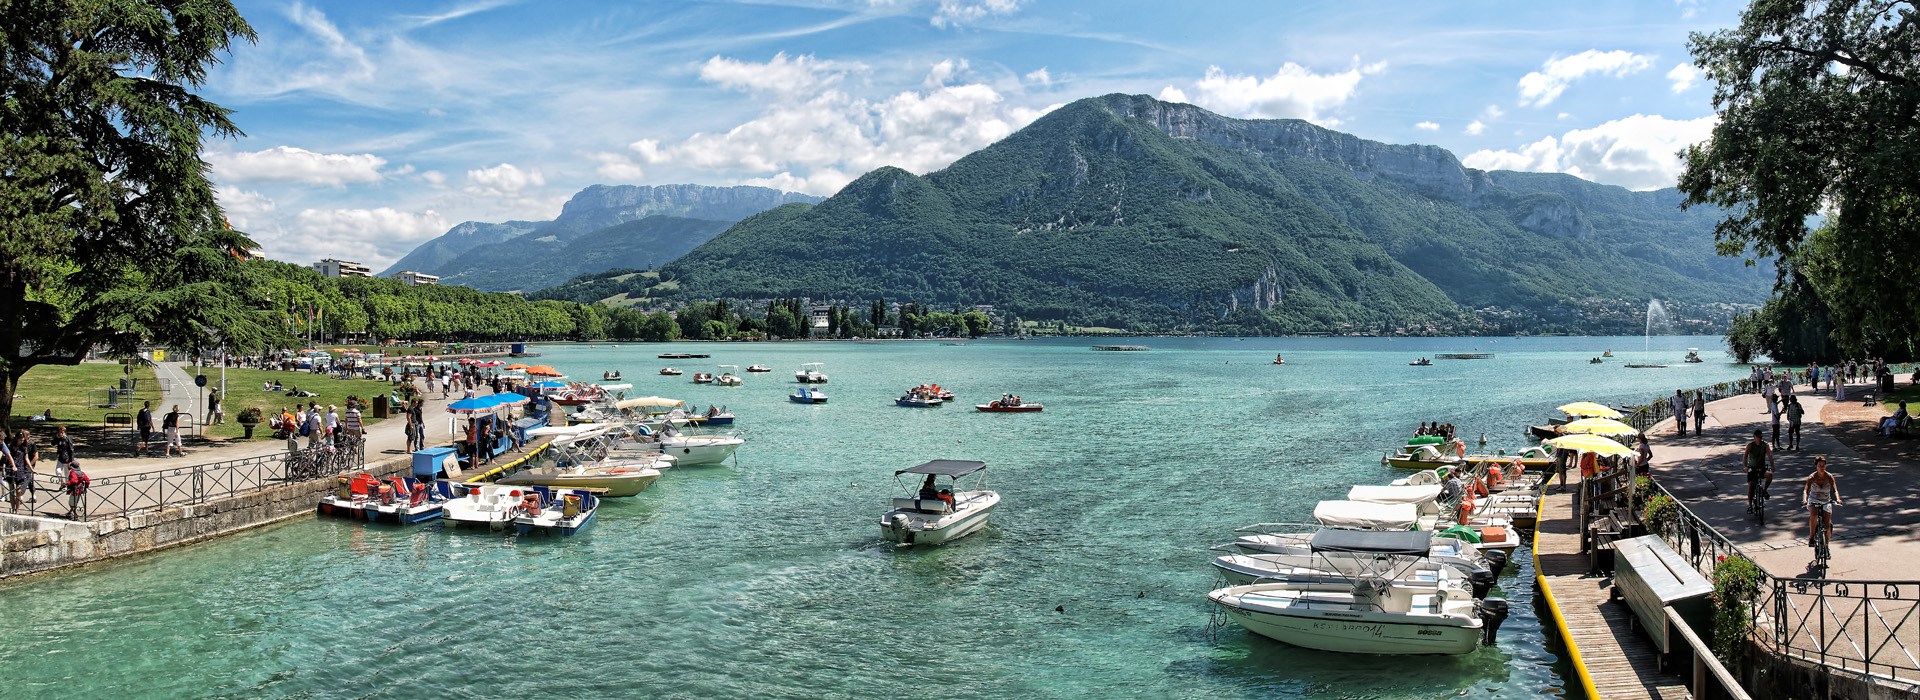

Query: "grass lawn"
left=9, top=362, right=161, bottom=427
left=200, top=368, right=399, bottom=440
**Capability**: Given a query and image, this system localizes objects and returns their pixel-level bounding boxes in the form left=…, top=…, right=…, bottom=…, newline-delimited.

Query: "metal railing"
left=1648, top=480, right=1920, bottom=686
left=7, top=439, right=366, bottom=521
left=1619, top=379, right=1755, bottom=432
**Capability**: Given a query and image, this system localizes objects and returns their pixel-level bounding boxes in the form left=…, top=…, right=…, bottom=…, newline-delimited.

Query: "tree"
left=1679, top=0, right=1920, bottom=357
left=1, top=1, right=266, bottom=428
left=962, top=310, right=990, bottom=338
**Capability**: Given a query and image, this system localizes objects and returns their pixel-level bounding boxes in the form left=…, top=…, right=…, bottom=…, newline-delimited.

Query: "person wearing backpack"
left=61, top=460, right=90, bottom=519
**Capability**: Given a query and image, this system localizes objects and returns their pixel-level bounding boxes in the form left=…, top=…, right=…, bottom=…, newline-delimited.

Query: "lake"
left=0, top=335, right=1741, bottom=698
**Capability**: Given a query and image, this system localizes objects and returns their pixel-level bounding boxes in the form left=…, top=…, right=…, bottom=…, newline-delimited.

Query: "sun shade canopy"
left=1309, top=529, right=1434, bottom=557
left=895, top=459, right=987, bottom=477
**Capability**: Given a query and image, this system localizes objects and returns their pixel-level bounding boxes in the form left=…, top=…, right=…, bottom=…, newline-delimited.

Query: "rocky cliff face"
left=1099, top=94, right=1489, bottom=202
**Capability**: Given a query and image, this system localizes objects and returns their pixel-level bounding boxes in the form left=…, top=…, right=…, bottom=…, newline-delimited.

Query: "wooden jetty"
left=1534, top=473, right=1692, bottom=699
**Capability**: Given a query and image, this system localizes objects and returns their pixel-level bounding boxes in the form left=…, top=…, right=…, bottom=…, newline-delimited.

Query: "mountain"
left=538, top=95, right=1769, bottom=334
left=382, top=184, right=824, bottom=291
left=377, top=220, right=542, bottom=277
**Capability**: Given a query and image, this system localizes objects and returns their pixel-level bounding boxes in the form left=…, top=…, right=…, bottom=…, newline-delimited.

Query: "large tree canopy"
left=1, top=0, right=264, bottom=428
left=1681, top=0, right=1920, bottom=357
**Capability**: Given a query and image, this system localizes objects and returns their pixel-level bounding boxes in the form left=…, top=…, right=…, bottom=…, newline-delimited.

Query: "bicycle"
left=1809, top=500, right=1836, bottom=568
left=1746, top=474, right=1771, bottom=524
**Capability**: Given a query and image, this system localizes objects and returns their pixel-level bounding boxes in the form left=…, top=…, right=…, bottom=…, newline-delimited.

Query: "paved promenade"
left=1649, top=378, right=1920, bottom=580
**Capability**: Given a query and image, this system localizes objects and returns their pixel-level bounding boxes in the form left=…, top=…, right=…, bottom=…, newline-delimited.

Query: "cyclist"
left=1803, top=455, right=1841, bottom=546
left=1744, top=429, right=1775, bottom=513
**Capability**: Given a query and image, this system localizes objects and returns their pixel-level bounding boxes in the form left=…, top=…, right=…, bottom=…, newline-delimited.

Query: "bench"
left=104, top=412, right=132, bottom=429
left=1612, top=535, right=1713, bottom=666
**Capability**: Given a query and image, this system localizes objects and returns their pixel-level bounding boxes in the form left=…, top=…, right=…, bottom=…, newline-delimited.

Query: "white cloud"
left=1024, top=67, right=1051, bottom=86
left=585, top=152, right=645, bottom=181
left=1414, top=121, right=1439, bottom=131
left=464, top=163, right=545, bottom=196
left=206, top=146, right=386, bottom=186
left=930, top=0, right=1020, bottom=28
left=1465, top=120, right=1486, bottom=135
left=628, top=57, right=1058, bottom=195
left=697, top=52, right=863, bottom=97
left=287, top=207, right=450, bottom=266
left=420, top=170, right=447, bottom=186
left=1482, top=104, right=1505, bottom=120
left=1667, top=63, right=1700, bottom=93
left=1460, top=113, right=1717, bottom=190
left=1157, top=59, right=1386, bottom=125
left=1557, top=112, right=1572, bottom=120
left=215, top=187, right=276, bottom=232
left=1517, top=49, right=1654, bottom=107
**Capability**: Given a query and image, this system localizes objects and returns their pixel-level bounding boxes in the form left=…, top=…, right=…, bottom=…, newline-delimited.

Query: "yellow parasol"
left=1559, top=417, right=1639, bottom=437
left=1556, top=401, right=1623, bottom=419
left=1545, top=433, right=1634, bottom=457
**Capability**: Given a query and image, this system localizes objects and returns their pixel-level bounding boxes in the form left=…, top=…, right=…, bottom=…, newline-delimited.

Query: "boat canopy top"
left=895, top=459, right=987, bottom=477
left=1309, top=529, right=1433, bottom=557
left=616, top=396, right=685, bottom=410
left=597, top=383, right=632, bottom=391
left=1313, top=500, right=1421, bottom=531
left=1346, top=484, right=1443, bottom=506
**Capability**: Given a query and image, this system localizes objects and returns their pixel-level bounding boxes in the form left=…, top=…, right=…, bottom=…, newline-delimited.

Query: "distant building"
left=809, top=305, right=832, bottom=338
left=395, top=270, right=439, bottom=286
left=311, top=259, right=372, bottom=278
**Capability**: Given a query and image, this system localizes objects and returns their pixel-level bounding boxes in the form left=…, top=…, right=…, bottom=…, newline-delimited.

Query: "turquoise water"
left=0, top=336, right=1741, bottom=698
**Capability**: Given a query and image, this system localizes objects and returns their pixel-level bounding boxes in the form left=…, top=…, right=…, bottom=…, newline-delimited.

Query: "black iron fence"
left=1619, top=379, right=1756, bottom=433
left=1648, top=480, right=1920, bottom=685
left=6, top=439, right=366, bottom=521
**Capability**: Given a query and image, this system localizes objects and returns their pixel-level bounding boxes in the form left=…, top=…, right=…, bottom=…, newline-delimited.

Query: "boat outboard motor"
left=1468, top=568, right=1497, bottom=599
left=886, top=514, right=912, bottom=543
left=1482, top=548, right=1510, bottom=575
left=1477, top=597, right=1510, bottom=645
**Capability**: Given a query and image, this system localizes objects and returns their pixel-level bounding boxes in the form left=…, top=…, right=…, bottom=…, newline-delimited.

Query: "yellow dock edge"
left=1533, top=489, right=1602, bottom=700
left=461, top=442, right=549, bottom=483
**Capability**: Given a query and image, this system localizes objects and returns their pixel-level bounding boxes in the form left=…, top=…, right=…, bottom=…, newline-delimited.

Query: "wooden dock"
left=1534, top=474, right=1692, bottom=699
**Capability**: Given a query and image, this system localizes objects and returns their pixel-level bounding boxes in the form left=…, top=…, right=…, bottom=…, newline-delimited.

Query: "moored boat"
left=495, top=433, right=662, bottom=497
left=746, top=365, right=772, bottom=373
left=443, top=482, right=530, bottom=529
left=790, top=386, right=828, bottom=404
left=659, top=367, right=683, bottom=376
left=691, top=372, right=714, bottom=384
left=715, top=365, right=743, bottom=386
left=896, top=394, right=941, bottom=407
left=977, top=394, right=1039, bottom=412
left=794, top=362, right=829, bottom=383
left=317, top=473, right=448, bottom=524
left=880, top=459, right=999, bottom=546
left=511, top=486, right=602, bottom=536
left=1208, top=577, right=1507, bottom=655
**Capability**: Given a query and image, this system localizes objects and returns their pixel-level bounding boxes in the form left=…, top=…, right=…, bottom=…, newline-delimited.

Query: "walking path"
left=1650, top=376, right=1920, bottom=687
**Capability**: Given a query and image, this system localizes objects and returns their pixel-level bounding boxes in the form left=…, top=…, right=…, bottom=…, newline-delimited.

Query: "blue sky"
left=204, top=0, right=1744, bottom=268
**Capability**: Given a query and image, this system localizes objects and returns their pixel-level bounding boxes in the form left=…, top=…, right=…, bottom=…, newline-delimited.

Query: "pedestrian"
left=1785, top=394, right=1805, bottom=450
left=3, top=431, right=33, bottom=512
left=1768, top=393, right=1783, bottom=447
left=206, top=388, right=223, bottom=425
left=1691, top=391, right=1706, bottom=435
left=405, top=416, right=422, bottom=452
left=1835, top=370, right=1848, bottom=402
left=1776, top=372, right=1793, bottom=398
left=52, top=426, right=74, bottom=481
left=1810, top=362, right=1821, bottom=391
left=1671, top=389, right=1689, bottom=437
left=325, top=405, right=340, bottom=446
left=162, top=404, right=187, bottom=456
left=342, top=403, right=362, bottom=445
left=136, top=400, right=154, bottom=456
left=305, top=406, right=324, bottom=449
left=61, top=460, right=89, bottom=519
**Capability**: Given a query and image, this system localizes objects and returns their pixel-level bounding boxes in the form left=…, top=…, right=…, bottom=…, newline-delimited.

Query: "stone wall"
left=0, top=457, right=410, bottom=579
left=1743, top=639, right=1920, bottom=699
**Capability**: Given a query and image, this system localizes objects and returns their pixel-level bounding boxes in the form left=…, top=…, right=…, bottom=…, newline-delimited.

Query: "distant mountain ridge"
left=537, top=94, right=1767, bottom=334
left=378, top=184, right=824, bottom=291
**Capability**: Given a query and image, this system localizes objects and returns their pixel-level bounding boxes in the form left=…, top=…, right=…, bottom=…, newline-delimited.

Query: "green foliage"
left=1643, top=493, right=1679, bottom=537
left=0, top=0, right=266, bottom=429
left=1710, top=555, right=1767, bottom=671
left=545, top=95, right=1766, bottom=334
left=1681, top=1, right=1920, bottom=358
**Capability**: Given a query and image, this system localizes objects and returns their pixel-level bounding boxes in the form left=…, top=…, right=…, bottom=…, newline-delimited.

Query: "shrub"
left=1710, top=555, right=1767, bottom=671
left=237, top=407, right=264, bottom=423
left=1643, top=493, right=1679, bottom=536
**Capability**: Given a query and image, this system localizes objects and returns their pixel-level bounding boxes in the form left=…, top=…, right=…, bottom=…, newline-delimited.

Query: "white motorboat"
left=790, top=386, right=828, bottom=404
left=511, top=485, right=602, bottom=536
left=794, top=362, right=829, bottom=384
left=496, top=431, right=662, bottom=497
left=1209, top=578, right=1508, bottom=656
left=1346, top=484, right=1444, bottom=516
left=880, top=459, right=999, bottom=546
left=652, top=426, right=743, bottom=466
left=1229, top=522, right=1508, bottom=576
left=715, top=365, right=743, bottom=386
left=1210, top=530, right=1498, bottom=598
left=1314, top=500, right=1427, bottom=531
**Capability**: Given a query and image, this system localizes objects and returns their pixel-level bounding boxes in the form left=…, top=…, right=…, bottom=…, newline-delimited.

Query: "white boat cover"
left=525, top=424, right=604, bottom=438
left=1346, top=485, right=1443, bottom=506
left=597, top=383, right=633, bottom=391
left=616, top=396, right=685, bottom=410
left=1313, top=500, right=1420, bottom=531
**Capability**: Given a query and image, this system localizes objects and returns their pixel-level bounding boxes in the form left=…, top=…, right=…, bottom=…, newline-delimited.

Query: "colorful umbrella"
left=489, top=393, right=530, bottom=407
left=447, top=396, right=505, bottom=414
left=1560, top=417, right=1639, bottom=437
left=526, top=365, right=563, bottom=377
left=1545, top=433, right=1634, bottom=457
left=1556, top=401, right=1623, bottom=419
left=504, top=363, right=530, bottom=371
left=477, top=360, right=505, bottom=367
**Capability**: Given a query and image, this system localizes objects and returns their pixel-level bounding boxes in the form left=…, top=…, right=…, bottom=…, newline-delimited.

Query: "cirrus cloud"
left=1460, top=113, right=1716, bottom=190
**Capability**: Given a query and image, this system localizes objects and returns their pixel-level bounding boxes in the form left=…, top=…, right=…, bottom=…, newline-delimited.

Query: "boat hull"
left=881, top=493, right=999, bottom=546
left=659, top=439, right=742, bottom=466
left=516, top=508, right=595, bottom=536
left=498, top=471, right=658, bottom=497
left=975, top=404, right=1042, bottom=413
left=1216, top=601, right=1481, bottom=655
